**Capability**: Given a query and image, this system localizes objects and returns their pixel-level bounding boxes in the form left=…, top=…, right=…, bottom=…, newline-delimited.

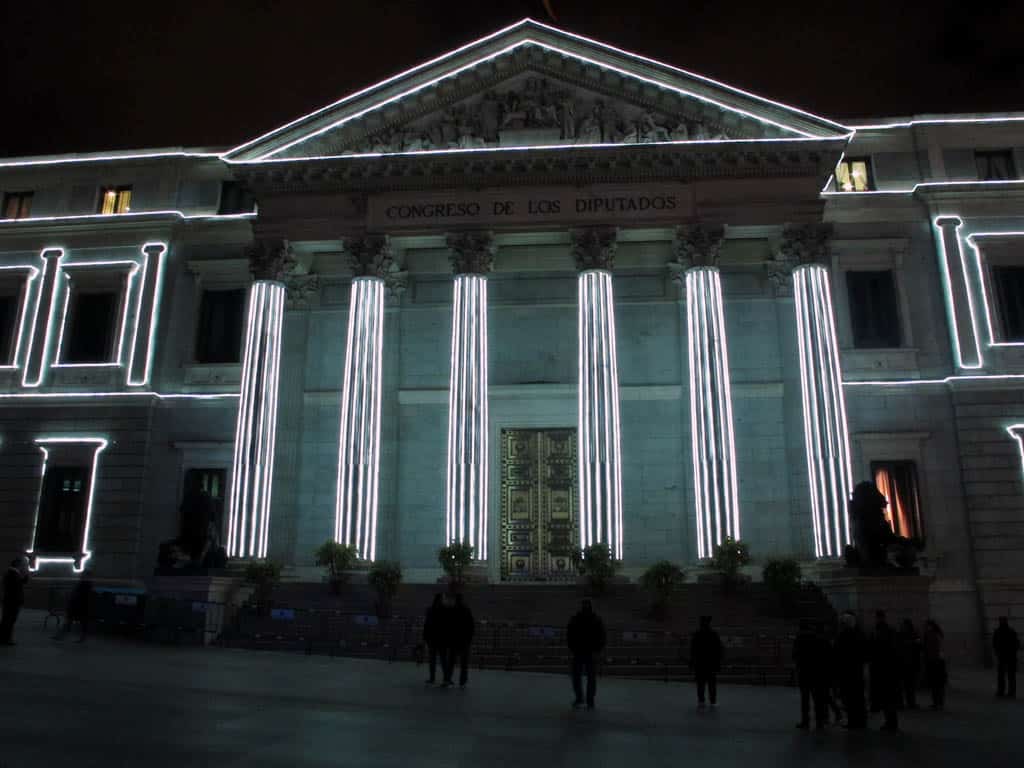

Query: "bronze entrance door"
left=500, top=428, right=578, bottom=582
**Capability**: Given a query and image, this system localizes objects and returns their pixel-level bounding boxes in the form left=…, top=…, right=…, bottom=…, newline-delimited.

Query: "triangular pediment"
left=227, top=19, right=848, bottom=162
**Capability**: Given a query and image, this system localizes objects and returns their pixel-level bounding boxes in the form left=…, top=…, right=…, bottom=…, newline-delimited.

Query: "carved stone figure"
left=571, top=227, right=618, bottom=271
left=345, top=235, right=393, bottom=278
left=480, top=92, right=501, bottom=142
left=447, top=231, right=495, bottom=274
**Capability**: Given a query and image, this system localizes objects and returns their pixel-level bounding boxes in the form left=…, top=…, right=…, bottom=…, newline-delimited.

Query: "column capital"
left=344, top=234, right=393, bottom=278
left=669, top=224, right=724, bottom=281
left=248, top=238, right=295, bottom=282
left=935, top=216, right=963, bottom=230
left=767, top=223, right=833, bottom=296
left=447, top=231, right=495, bottom=275
left=571, top=227, right=618, bottom=271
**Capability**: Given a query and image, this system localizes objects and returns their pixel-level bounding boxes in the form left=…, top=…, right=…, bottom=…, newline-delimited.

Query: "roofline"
left=845, top=113, right=1024, bottom=130
left=0, top=148, right=226, bottom=168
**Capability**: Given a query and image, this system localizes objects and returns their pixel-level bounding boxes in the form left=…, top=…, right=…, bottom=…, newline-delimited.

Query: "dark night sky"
left=1, top=0, right=1022, bottom=157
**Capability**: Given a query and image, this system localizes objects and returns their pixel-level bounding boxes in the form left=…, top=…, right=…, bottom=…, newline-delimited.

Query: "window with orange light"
left=871, top=461, right=923, bottom=540
left=98, top=186, right=132, bottom=214
left=835, top=157, right=874, bottom=192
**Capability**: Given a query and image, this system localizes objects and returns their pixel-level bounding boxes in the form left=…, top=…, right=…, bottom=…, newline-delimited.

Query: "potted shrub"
left=640, top=560, right=686, bottom=619
left=571, top=543, right=620, bottom=595
left=438, top=541, right=474, bottom=590
left=710, top=536, right=751, bottom=590
left=244, top=560, right=282, bottom=614
left=368, top=560, right=403, bottom=618
left=314, top=540, right=359, bottom=594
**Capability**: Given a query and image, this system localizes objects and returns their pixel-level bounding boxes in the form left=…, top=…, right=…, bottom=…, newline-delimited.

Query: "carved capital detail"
left=285, top=275, right=321, bottom=309
left=768, top=223, right=833, bottom=296
left=345, top=235, right=393, bottom=278
left=571, top=227, right=618, bottom=271
left=668, top=224, right=724, bottom=281
left=447, top=231, right=495, bottom=275
left=248, top=238, right=295, bottom=282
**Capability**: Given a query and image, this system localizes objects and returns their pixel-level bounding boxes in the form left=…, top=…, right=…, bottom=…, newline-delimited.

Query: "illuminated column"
left=445, top=232, right=493, bottom=558
left=776, top=224, right=853, bottom=558
left=934, top=217, right=982, bottom=369
left=127, top=242, right=167, bottom=386
left=573, top=228, right=624, bottom=560
left=227, top=239, right=291, bottom=559
left=672, top=225, right=740, bottom=558
left=335, top=236, right=391, bottom=561
left=22, top=247, right=63, bottom=387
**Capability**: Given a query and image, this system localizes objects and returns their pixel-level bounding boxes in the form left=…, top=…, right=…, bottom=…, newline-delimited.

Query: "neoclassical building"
left=1, top=19, right=1022, bottom=658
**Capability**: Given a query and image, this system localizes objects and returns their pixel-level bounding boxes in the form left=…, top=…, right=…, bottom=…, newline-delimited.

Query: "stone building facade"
left=1, top=20, right=1022, bottom=661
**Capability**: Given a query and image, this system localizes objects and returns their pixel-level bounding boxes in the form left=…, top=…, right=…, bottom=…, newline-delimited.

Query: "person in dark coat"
left=869, top=611, right=900, bottom=731
left=1, top=556, right=30, bottom=645
left=834, top=611, right=868, bottom=729
left=446, top=594, right=475, bottom=688
left=53, top=573, right=93, bottom=642
left=923, top=619, right=947, bottom=710
left=793, top=619, right=831, bottom=730
left=691, top=615, right=723, bottom=709
left=896, top=618, right=922, bottom=709
left=993, top=616, right=1020, bottom=699
left=422, top=594, right=444, bottom=684
left=850, top=482, right=891, bottom=568
left=567, top=599, right=606, bottom=709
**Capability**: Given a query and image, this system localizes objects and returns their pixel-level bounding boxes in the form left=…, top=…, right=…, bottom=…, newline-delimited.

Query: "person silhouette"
left=923, top=619, right=947, bottom=710
left=423, top=594, right=444, bottom=684
left=691, top=615, right=723, bottom=709
left=794, top=619, right=831, bottom=730
left=993, top=617, right=1019, bottom=699
left=834, top=611, right=868, bottom=728
left=53, top=572, right=93, bottom=642
left=870, top=611, right=900, bottom=731
left=1, top=556, right=30, bottom=645
left=896, top=618, right=922, bottom=709
left=567, top=599, right=606, bottom=710
left=450, top=594, right=475, bottom=688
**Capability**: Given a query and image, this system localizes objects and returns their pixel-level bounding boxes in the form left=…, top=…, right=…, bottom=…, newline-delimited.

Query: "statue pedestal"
left=146, top=570, right=251, bottom=645
left=808, top=563, right=933, bottom=625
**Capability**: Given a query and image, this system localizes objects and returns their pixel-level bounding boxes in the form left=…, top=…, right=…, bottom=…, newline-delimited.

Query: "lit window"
left=63, top=288, right=122, bottom=364
left=872, top=461, right=923, bottom=540
left=975, top=150, right=1017, bottom=181
left=35, top=465, right=90, bottom=555
left=835, top=157, right=874, bottom=192
left=195, top=288, right=245, bottom=363
left=98, top=186, right=132, bottom=214
left=2, top=191, right=33, bottom=219
left=846, top=270, right=901, bottom=348
left=992, top=265, right=1024, bottom=342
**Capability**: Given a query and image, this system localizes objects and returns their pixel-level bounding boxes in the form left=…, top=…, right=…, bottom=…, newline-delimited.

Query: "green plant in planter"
left=314, top=540, right=359, bottom=593
left=762, top=558, right=802, bottom=594
left=571, top=543, right=620, bottom=594
left=438, top=541, right=474, bottom=588
left=368, top=560, right=403, bottom=618
left=244, top=559, right=283, bottom=611
left=640, top=560, right=686, bottom=619
left=710, top=536, right=751, bottom=588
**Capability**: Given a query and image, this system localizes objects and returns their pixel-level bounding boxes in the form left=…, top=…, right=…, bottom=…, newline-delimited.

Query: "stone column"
left=671, top=225, right=740, bottom=559
left=573, top=228, right=624, bottom=560
left=774, top=224, right=853, bottom=558
left=334, top=235, right=391, bottom=561
left=445, top=232, right=493, bottom=559
left=934, top=216, right=983, bottom=369
left=22, top=247, right=63, bottom=387
left=227, top=239, right=290, bottom=559
left=126, top=242, right=167, bottom=386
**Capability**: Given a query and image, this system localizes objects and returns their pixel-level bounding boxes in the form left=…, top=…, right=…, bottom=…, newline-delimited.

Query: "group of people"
left=422, top=593, right=476, bottom=687
left=1, top=558, right=95, bottom=645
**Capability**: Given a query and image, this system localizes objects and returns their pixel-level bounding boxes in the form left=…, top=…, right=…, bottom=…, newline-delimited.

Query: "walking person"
left=567, top=599, right=606, bottom=710
left=834, top=611, right=868, bottom=729
left=923, top=619, right=947, bottom=710
left=993, top=617, right=1019, bottom=699
left=691, top=615, right=723, bottom=709
left=1, top=556, right=30, bottom=645
left=53, top=572, right=93, bottom=642
left=437, top=593, right=456, bottom=688
left=896, top=618, right=922, bottom=709
left=450, top=594, right=475, bottom=688
left=870, top=611, right=900, bottom=731
left=793, top=619, right=831, bottom=730
left=423, top=594, right=444, bottom=684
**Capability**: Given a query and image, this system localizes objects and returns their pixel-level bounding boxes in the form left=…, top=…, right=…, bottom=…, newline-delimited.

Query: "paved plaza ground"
left=0, top=610, right=1020, bottom=768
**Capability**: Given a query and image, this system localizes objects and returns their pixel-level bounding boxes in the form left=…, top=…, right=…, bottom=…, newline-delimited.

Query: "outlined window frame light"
left=0, top=263, right=42, bottom=371
left=964, top=232, right=1024, bottom=349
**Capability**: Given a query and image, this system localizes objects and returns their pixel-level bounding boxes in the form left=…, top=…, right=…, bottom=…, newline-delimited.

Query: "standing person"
left=438, top=593, right=456, bottom=688
left=870, top=611, right=900, bottom=731
left=53, top=572, right=93, bottom=642
left=691, top=615, right=723, bottom=709
left=896, top=618, right=922, bottom=709
left=993, top=617, right=1020, bottom=699
left=422, top=594, right=444, bottom=684
left=834, top=611, right=868, bottom=729
left=1, top=556, right=30, bottom=645
left=793, top=619, right=831, bottom=730
left=923, top=619, right=947, bottom=710
left=567, top=599, right=606, bottom=710
left=450, top=594, right=475, bottom=688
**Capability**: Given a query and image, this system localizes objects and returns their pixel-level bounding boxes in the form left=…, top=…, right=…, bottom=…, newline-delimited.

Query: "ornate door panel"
left=500, top=428, right=578, bottom=581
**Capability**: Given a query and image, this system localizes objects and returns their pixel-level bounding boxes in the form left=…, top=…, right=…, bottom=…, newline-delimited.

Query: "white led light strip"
left=793, top=266, right=853, bottom=557
left=933, top=216, right=983, bottom=369
left=445, top=275, right=489, bottom=558
left=577, top=270, right=624, bottom=559
left=227, top=281, right=285, bottom=559
left=686, top=268, right=740, bottom=558
left=335, top=278, right=385, bottom=561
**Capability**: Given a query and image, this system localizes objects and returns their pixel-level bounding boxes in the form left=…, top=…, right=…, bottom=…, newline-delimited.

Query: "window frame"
left=845, top=269, right=903, bottom=349
left=2, top=191, right=34, bottom=219
left=194, top=287, right=246, bottom=364
left=974, top=149, right=1017, bottom=181
left=870, top=459, right=925, bottom=540
left=835, top=156, right=876, bottom=192
left=0, top=265, right=39, bottom=370
left=97, top=185, right=133, bottom=215
left=52, top=262, right=137, bottom=369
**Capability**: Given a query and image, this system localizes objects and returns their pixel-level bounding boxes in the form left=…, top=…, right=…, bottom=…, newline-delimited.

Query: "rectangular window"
left=975, top=150, right=1017, bottom=181
left=835, top=157, right=874, bottom=192
left=0, top=292, right=20, bottom=365
left=183, top=467, right=227, bottom=544
left=993, top=265, right=1024, bottom=341
left=872, top=461, right=923, bottom=540
left=195, top=288, right=244, bottom=363
left=63, top=289, right=121, bottom=364
left=846, top=270, right=902, bottom=348
left=217, top=181, right=256, bottom=215
left=98, top=186, right=132, bottom=214
left=35, top=465, right=90, bottom=555
left=2, top=191, right=33, bottom=219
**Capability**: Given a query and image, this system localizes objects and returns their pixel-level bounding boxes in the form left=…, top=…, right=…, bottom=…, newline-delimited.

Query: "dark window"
left=183, top=468, right=226, bottom=543
left=217, top=181, right=256, bottom=215
left=0, top=292, right=20, bottom=365
left=63, top=290, right=120, bottom=363
left=872, top=461, right=923, bottom=540
left=835, top=157, right=875, bottom=192
left=35, top=465, right=90, bottom=555
left=2, top=191, right=33, bottom=219
left=98, top=186, right=132, bottom=214
left=195, top=289, right=244, bottom=364
left=993, top=265, right=1024, bottom=341
left=975, top=150, right=1017, bottom=181
left=846, top=270, right=902, bottom=348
